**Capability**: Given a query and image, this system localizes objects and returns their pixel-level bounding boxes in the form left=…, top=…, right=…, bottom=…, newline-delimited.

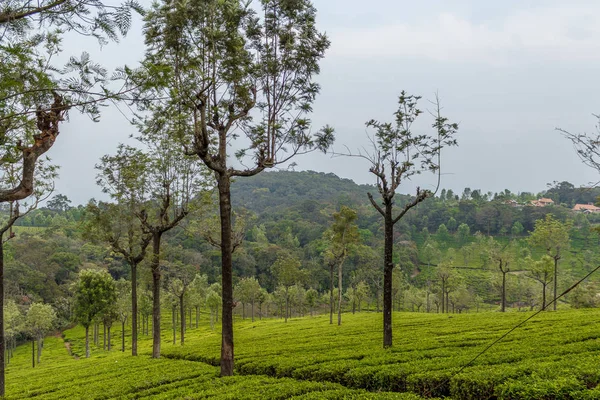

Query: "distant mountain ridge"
left=230, top=170, right=375, bottom=212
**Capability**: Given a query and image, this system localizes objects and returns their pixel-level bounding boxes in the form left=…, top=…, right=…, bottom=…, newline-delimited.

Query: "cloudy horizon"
left=49, top=0, right=600, bottom=205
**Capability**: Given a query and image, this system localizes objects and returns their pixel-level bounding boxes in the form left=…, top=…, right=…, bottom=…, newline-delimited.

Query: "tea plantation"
left=8, top=310, right=600, bottom=399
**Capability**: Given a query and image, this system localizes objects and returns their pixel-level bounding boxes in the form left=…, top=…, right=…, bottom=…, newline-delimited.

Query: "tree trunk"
left=338, top=260, right=343, bottom=326
left=251, top=301, right=255, bottom=323
left=0, top=235, right=5, bottom=396
left=131, top=261, right=138, bottom=356
left=32, top=340, right=35, bottom=367
left=172, top=305, right=176, bottom=345
left=189, top=307, right=192, bottom=329
left=218, top=173, right=234, bottom=377
left=180, top=295, right=185, bottom=345
left=242, top=303, right=245, bottom=319
left=285, top=287, right=289, bottom=323
left=151, top=232, right=162, bottom=359
left=107, top=326, right=111, bottom=351
left=85, top=326, right=90, bottom=358
left=501, top=268, right=506, bottom=312
left=329, top=264, right=334, bottom=324
left=122, top=320, right=125, bottom=352
left=383, top=205, right=394, bottom=348
left=103, top=324, right=106, bottom=350
left=542, top=283, right=547, bottom=310
left=553, top=257, right=558, bottom=311
left=37, top=337, right=42, bottom=364
left=196, top=306, right=199, bottom=328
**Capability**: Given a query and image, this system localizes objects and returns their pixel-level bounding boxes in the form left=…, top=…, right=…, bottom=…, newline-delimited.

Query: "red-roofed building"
left=573, top=203, right=600, bottom=213
left=531, top=198, right=554, bottom=207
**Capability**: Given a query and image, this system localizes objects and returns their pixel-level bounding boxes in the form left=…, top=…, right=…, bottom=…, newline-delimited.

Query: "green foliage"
left=72, top=269, right=116, bottom=329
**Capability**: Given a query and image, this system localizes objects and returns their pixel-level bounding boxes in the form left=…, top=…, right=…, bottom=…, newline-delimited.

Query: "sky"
left=51, top=0, right=600, bottom=205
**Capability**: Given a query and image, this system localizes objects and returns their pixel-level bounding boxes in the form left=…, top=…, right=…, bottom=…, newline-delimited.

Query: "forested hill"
left=230, top=170, right=375, bottom=212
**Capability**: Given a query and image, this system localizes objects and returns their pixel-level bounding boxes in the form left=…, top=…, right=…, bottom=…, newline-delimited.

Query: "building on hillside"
left=530, top=198, right=554, bottom=207
left=573, top=203, right=600, bottom=213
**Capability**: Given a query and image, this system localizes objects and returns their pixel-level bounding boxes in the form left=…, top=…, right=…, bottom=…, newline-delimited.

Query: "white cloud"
left=328, top=5, right=600, bottom=64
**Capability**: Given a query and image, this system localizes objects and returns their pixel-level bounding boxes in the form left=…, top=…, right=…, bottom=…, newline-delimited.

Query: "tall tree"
left=356, top=92, right=457, bottom=347
left=528, top=215, right=571, bottom=311
left=87, top=147, right=152, bottom=356
left=139, top=0, right=334, bottom=375
left=72, top=269, right=116, bottom=358
left=323, top=206, right=359, bottom=325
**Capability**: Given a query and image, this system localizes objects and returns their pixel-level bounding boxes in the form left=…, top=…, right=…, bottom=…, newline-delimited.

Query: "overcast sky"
left=52, top=0, right=600, bottom=205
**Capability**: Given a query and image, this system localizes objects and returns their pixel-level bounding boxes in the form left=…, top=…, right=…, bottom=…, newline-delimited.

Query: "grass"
left=8, top=309, right=600, bottom=399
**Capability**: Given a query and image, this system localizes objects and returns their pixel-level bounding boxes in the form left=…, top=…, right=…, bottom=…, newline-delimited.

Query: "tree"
left=235, top=277, right=262, bottom=322
left=271, top=254, right=305, bottom=323
left=4, top=300, right=22, bottom=364
left=99, top=128, right=208, bottom=358
left=165, top=262, right=196, bottom=345
left=528, top=215, right=571, bottom=311
left=189, top=274, right=208, bottom=329
left=323, top=206, right=359, bottom=325
left=139, top=0, right=334, bottom=376
left=354, top=92, right=457, bottom=346
left=526, top=255, right=554, bottom=310
left=88, top=146, right=153, bottom=357
left=25, top=302, right=56, bottom=365
left=421, top=240, right=441, bottom=268
left=456, top=223, right=470, bottom=247
left=72, top=269, right=116, bottom=358
left=486, top=238, right=515, bottom=312
left=305, top=288, right=319, bottom=317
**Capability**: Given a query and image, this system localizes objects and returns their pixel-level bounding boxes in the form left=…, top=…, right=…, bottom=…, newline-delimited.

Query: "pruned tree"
left=526, top=255, right=554, bottom=310
left=486, top=237, right=515, bottom=312
left=72, top=269, right=116, bottom=358
left=138, top=0, right=334, bottom=375
left=353, top=92, right=458, bottom=346
left=527, top=215, right=571, bottom=311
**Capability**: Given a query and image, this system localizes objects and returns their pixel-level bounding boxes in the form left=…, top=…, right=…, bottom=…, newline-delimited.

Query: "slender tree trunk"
left=0, top=236, right=5, bottom=396
left=37, top=337, right=42, bottom=364
left=196, top=306, right=199, bottom=328
left=172, top=305, right=176, bottom=345
left=122, top=320, right=126, bottom=352
left=107, top=326, right=111, bottom=351
left=32, top=340, right=35, bottom=367
left=242, top=303, right=245, bottom=319
left=329, top=264, right=334, bottom=324
left=383, top=205, right=394, bottom=348
left=180, top=295, right=185, bottom=345
left=151, top=232, right=162, bottom=358
left=189, top=307, right=192, bottom=329
left=251, top=301, right=255, bottom=323
left=553, top=257, right=558, bottom=311
left=103, top=324, right=106, bottom=350
left=338, top=260, right=343, bottom=326
left=218, top=173, right=234, bottom=376
left=500, top=273, right=507, bottom=312
left=285, top=287, right=289, bottom=323
left=85, top=326, right=90, bottom=358
left=542, top=283, right=547, bottom=310
left=131, top=261, right=138, bottom=356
